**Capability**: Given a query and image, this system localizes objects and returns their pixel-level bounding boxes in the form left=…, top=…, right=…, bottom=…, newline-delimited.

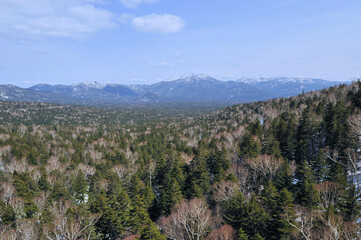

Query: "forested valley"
left=1, top=81, right=361, bottom=240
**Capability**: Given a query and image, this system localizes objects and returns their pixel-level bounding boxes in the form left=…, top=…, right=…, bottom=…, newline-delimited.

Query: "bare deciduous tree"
left=0, top=226, right=17, bottom=240
left=111, top=164, right=128, bottom=180
left=0, top=182, right=15, bottom=204
left=159, top=198, right=212, bottom=240
left=211, top=181, right=240, bottom=203
left=44, top=200, right=99, bottom=240
left=285, top=206, right=317, bottom=240
left=17, top=219, right=38, bottom=240
left=315, top=181, right=341, bottom=211
left=205, top=224, right=235, bottom=240
left=245, top=154, right=282, bottom=180
left=77, top=163, right=96, bottom=178
left=9, top=197, right=25, bottom=219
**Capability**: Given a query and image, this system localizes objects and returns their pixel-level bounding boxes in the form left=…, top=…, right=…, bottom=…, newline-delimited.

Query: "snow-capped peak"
left=172, top=73, right=214, bottom=82
left=73, top=81, right=106, bottom=89
left=237, top=77, right=319, bottom=84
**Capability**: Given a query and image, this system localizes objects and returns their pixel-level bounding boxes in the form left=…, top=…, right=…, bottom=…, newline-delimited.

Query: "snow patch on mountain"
left=72, top=81, right=105, bottom=89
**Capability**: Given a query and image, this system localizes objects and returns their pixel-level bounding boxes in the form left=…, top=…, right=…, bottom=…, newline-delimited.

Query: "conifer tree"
left=340, top=184, right=361, bottom=222
left=71, top=170, right=88, bottom=203
left=186, top=150, right=210, bottom=198
left=158, top=172, right=182, bottom=215
left=294, top=161, right=319, bottom=208
left=138, top=218, right=166, bottom=240
left=238, top=228, right=249, bottom=240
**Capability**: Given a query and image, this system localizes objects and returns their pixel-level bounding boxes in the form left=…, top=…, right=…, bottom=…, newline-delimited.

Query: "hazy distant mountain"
left=237, top=77, right=341, bottom=97
left=0, top=74, right=343, bottom=105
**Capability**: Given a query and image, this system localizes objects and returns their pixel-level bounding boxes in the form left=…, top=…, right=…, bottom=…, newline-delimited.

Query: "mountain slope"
left=0, top=74, right=344, bottom=105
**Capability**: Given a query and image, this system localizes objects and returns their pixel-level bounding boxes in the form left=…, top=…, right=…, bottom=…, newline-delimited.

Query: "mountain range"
left=0, top=74, right=343, bottom=105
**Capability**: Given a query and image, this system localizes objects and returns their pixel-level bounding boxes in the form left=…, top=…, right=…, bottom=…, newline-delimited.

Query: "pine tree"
left=294, top=161, right=319, bottom=208
left=223, top=191, right=247, bottom=230
left=138, top=218, right=166, bottom=240
left=129, top=175, right=150, bottom=232
left=311, top=150, right=327, bottom=183
left=244, top=194, right=268, bottom=239
left=71, top=170, right=88, bottom=203
left=238, top=228, right=249, bottom=240
left=340, top=184, right=361, bottom=222
left=273, top=159, right=293, bottom=190
left=276, top=188, right=296, bottom=238
left=186, top=150, right=210, bottom=198
left=158, top=173, right=182, bottom=215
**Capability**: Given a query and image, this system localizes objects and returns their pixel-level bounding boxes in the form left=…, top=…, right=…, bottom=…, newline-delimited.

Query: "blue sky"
left=0, top=0, right=361, bottom=87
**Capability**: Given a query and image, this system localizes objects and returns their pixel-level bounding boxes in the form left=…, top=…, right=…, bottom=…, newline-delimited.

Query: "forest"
left=0, top=81, right=361, bottom=240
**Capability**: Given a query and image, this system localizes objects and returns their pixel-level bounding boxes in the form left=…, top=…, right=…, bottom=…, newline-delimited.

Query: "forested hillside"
left=0, top=81, right=361, bottom=240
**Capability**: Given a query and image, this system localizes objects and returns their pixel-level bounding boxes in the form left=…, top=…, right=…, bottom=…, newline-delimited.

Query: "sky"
left=0, top=0, right=361, bottom=87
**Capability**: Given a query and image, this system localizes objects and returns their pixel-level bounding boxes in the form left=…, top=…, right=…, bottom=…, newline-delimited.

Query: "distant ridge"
left=0, top=74, right=344, bottom=105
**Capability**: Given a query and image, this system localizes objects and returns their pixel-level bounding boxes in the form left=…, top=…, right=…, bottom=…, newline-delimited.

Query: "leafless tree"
left=0, top=181, right=15, bottom=204
left=29, top=168, right=41, bottom=183
left=33, top=191, right=50, bottom=212
left=159, top=198, right=212, bottom=240
left=0, top=226, right=17, bottom=240
left=9, top=197, right=25, bottom=219
left=285, top=206, right=317, bottom=240
left=211, top=181, right=240, bottom=203
left=44, top=200, right=99, bottom=240
left=77, top=163, right=96, bottom=178
left=112, top=164, right=128, bottom=181
left=245, top=154, right=282, bottom=181
left=17, top=219, right=38, bottom=240
left=205, top=224, right=235, bottom=240
left=315, top=181, right=341, bottom=211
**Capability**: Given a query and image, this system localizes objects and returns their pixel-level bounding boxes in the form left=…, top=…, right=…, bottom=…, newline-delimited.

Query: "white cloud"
left=131, top=14, right=185, bottom=34
left=119, top=0, right=158, bottom=8
left=0, top=0, right=121, bottom=39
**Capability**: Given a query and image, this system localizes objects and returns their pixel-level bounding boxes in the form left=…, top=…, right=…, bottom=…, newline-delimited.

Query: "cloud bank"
left=0, top=0, right=184, bottom=39
left=0, top=0, right=120, bottom=39
left=131, top=14, right=185, bottom=34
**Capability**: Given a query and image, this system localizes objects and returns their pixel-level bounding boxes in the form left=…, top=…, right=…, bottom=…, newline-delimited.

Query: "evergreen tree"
left=238, top=228, right=249, bottom=240
left=71, top=170, right=88, bottom=203
left=138, top=218, right=166, bottom=240
left=129, top=175, right=150, bottom=232
left=158, top=173, right=182, bottom=215
left=294, top=161, right=319, bottom=208
left=311, top=150, right=327, bottom=183
left=340, top=184, right=361, bottom=222
left=186, top=151, right=210, bottom=198
left=223, top=191, right=247, bottom=230
left=0, top=200, right=15, bottom=225
left=239, top=133, right=261, bottom=159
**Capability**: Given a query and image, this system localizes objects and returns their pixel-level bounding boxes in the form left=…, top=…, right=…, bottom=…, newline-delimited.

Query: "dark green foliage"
left=294, top=161, right=319, bottom=208
left=0, top=201, right=15, bottom=225
left=50, top=182, right=71, bottom=201
left=138, top=218, right=167, bottom=240
left=12, top=171, right=38, bottom=198
left=311, top=150, right=327, bottom=183
left=224, top=192, right=268, bottom=239
left=340, top=184, right=361, bottom=222
left=239, top=133, right=261, bottom=158
left=24, top=198, right=38, bottom=218
left=186, top=151, right=211, bottom=198
left=158, top=173, right=182, bottom=215
left=274, top=113, right=297, bottom=161
left=71, top=171, right=88, bottom=203
left=91, top=189, right=131, bottom=239
left=350, top=80, right=361, bottom=108
left=238, top=228, right=249, bottom=240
